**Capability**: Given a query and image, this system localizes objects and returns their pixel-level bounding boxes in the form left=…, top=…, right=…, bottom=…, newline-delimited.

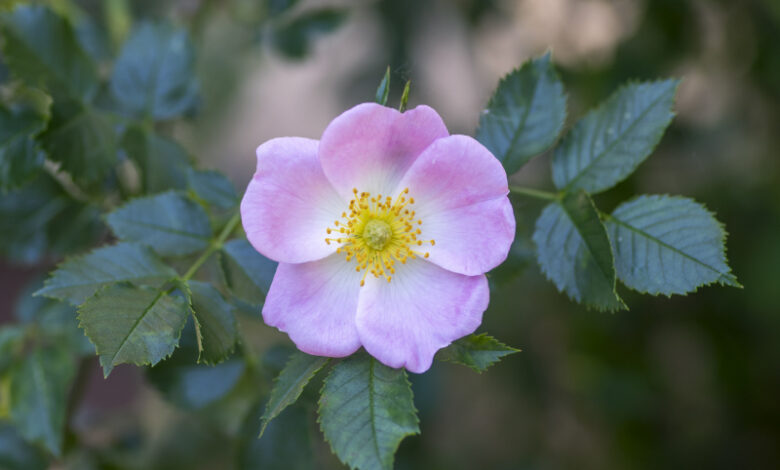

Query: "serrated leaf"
left=552, top=79, right=678, bottom=194
left=239, top=403, right=314, bottom=470
left=318, top=353, right=419, bottom=470
left=0, top=424, right=48, bottom=470
left=106, top=191, right=212, bottom=256
left=187, top=169, right=238, bottom=209
left=271, top=9, right=347, bottom=59
left=78, top=283, right=190, bottom=377
left=35, top=243, right=177, bottom=306
left=0, top=100, right=47, bottom=192
left=259, top=352, right=328, bottom=438
left=437, top=333, right=519, bottom=373
left=110, top=21, right=199, bottom=120
left=7, top=346, right=76, bottom=456
left=220, top=239, right=277, bottom=304
left=0, top=174, right=102, bottom=264
left=39, top=100, right=117, bottom=184
left=533, top=190, right=625, bottom=311
left=606, top=195, right=739, bottom=295
left=188, top=280, right=238, bottom=364
left=477, top=52, right=567, bottom=174
left=121, top=126, right=192, bottom=194
left=0, top=5, right=98, bottom=101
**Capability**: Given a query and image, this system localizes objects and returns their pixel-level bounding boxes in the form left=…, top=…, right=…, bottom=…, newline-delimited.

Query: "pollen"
left=325, top=187, right=435, bottom=285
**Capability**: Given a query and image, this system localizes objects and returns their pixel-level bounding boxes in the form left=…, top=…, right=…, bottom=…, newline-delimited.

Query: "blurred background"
left=2, top=0, right=779, bottom=468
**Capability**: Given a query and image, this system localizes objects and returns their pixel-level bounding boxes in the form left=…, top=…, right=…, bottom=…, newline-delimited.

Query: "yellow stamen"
left=325, top=187, right=435, bottom=286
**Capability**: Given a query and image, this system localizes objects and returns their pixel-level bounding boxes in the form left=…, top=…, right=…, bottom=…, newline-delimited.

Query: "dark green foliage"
left=188, top=280, right=239, bottom=364
left=533, top=190, right=625, bottom=311
left=318, top=353, right=419, bottom=470
left=6, top=346, right=76, bottom=456
left=0, top=98, right=48, bottom=191
left=437, top=333, right=519, bottom=372
left=0, top=425, right=47, bottom=470
left=606, top=195, right=739, bottom=295
left=122, top=126, right=193, bottom=194
left=35, top=242, right=177, bottom=305
left=238, top=403, right=315, bottom=470
left=220, top=239, right=278, bottom=305
left=259, top=352, right=329, bottom=437
left=271, top=9, right=347, bottom=59
left=39, top=99, right=117, bottom=184
left=78, top=283, right=191, bottom=377
left=106, top=192, right=213, bottom=256
left=0, top=5, right=98, bottom=101
left=477, top=52, right=567, bottom=174
left=552, top=79, right=678, bottom=193
left=187, top=169, right=239, bottom=209
left=110, top=22, right=199, bottom=120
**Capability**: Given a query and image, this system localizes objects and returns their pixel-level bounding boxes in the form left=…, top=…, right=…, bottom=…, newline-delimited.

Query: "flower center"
left=325, top=187, right=435, bottom=286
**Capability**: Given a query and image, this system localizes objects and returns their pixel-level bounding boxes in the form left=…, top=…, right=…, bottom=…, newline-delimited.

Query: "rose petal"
left=395, top=135, right=515, bottom=275
left=356, top=258, right=488, bottom=373
left=241, top=137, right=345, bottom=264
left=318, top=103, right=449, bottom=200
left=263, top=253, right=362, bottom=357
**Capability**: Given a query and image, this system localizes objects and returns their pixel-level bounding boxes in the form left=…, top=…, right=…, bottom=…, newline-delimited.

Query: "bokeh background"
left=2, top=0, right=779, bottom=468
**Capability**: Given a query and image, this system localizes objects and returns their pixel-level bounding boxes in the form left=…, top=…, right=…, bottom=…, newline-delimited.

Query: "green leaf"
left=0, top=174, right=102, bottom=264
left=0, top=5, right=98, bottom=101
left=375, top=66, right=390, bottom=106
left=121, top=126, right=192, bottom=194
left=533, top=190, right=625, bottom=311
left=7, top=346, right=76, bottom=456
left=259, top=352, right=329, bottom=438
left=106, top=191, right=212, bottom=256
left=606, top=195, right=739, bottom=295
left=78, top=283, right=191, bottom=377
left=318, top=353, right=419, bottom=470
left=110, top=21, right=199, bottom=120
left=0, top=424, right=48, bottom=470
left=188, top=281, right=238, bottom=364
left=476, top=52, right=567, bottom=174
left=147, top=357, right=245, bottom=410
left=35, top=242, right=177, bottom=306
left=0, top=99, right=48, bottom=192
left=552, top=79, right=679, bottom=194
left=267, top=0, right=301, bottom=17
left=437, top=333, right=519, bottom=373
left=0, top=327, right=25, bottom=374
left=187, top=168, right=238, bottom=209
left=238, top=403, right=314, bottom=470
left=271, top=9, right=347, bottom=59
left=39, top=100, right=117, bottom=184
left=16, top=279, right=93, bottom=356
left=220, top=239, right=277, bottom=304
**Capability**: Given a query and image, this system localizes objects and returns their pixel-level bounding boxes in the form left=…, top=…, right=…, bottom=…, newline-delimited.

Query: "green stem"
left=181, top=211, right=241, bottom=281
left=509, top=186, right=560, bottom=202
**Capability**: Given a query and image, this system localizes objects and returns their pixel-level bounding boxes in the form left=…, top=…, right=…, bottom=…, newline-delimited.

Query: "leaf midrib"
left=109, top=289, right=165, bottom=367
left=607, top=214, right=734, bottom=281
left=563, top=85, right=671, bottom=191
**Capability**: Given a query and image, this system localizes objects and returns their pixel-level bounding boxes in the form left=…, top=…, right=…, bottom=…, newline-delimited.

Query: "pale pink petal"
left=355, top=258, right=488, bottom=373
left=240, top=137, right=345, bottom=264
left=395, top=135, right=514, bottom=275
left=318, top=103, right=449, bottom=199
left=263, top=254, right=362, bottom=357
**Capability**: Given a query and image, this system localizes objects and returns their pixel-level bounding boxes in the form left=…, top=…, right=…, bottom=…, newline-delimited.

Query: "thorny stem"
left=181, top=211, right=241, bottom=281
left=509, top=185, right=561, bottom=202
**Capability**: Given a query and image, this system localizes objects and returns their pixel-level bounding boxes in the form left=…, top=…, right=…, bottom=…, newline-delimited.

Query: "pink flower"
left=240, top=103, right=515, bottom=373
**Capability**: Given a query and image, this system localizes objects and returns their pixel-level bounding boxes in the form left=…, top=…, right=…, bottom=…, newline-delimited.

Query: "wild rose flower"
left=240, top=103, right=515, bottom=373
